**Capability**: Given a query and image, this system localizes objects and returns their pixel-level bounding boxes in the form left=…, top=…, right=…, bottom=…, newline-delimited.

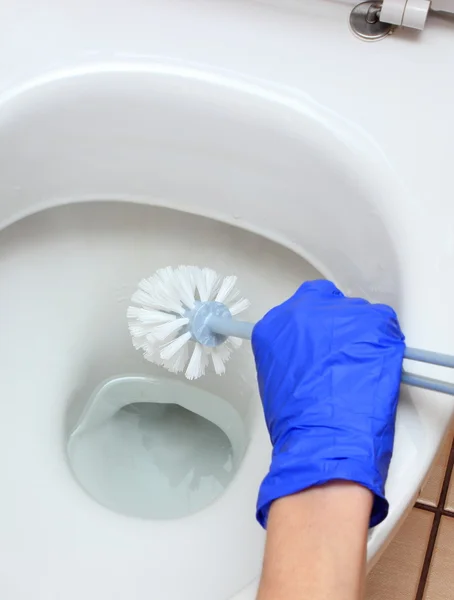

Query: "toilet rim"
left=0, top=60, right=406, bottom=300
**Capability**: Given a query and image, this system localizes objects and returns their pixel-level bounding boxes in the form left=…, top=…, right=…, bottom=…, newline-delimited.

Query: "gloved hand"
left=252, top=280, right=405, bottom=529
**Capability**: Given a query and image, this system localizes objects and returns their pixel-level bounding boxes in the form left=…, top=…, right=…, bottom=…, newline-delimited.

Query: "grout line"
left=414, top=437, right=454, bottom=600
left=414, top=502, right=437, bottom=513
left=414, top=510, right=442, bottom=600
left=415, top=502, right=454, bottom=518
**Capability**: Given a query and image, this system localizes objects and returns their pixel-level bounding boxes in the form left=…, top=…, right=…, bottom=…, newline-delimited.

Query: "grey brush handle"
left=404, top=347, right=454, bottom=368
left=207, top=315, right=254, bottom=339
left=401, top=372, right=454, bottom=396
left=207, top=315, right=454, bottom=397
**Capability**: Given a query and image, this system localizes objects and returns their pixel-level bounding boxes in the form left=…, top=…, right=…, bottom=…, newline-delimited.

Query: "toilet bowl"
left=1, top=1, right=454, bottom=598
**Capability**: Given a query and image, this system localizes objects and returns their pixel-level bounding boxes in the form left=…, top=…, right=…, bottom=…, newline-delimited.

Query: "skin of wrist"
left=257, top=482, right=373, bottom=600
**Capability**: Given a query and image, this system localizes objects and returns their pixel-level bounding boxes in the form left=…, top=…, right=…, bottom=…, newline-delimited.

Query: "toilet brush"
left=127, top=265, right=454, bottom=394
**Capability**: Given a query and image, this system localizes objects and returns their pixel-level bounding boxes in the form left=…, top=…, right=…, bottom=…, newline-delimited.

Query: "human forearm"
left=256, top=482, right=373, bottom=600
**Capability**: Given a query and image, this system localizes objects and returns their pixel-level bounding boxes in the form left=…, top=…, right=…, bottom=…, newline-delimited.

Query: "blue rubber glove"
left=252, top=280, right=405, bottom=529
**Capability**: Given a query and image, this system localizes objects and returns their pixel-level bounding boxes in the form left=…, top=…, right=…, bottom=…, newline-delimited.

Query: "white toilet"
left=1, top=1, right=453, bottom=598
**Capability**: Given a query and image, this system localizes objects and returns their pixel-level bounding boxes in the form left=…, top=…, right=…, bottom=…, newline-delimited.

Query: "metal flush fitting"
left=350, top=1, right=394, bottom=40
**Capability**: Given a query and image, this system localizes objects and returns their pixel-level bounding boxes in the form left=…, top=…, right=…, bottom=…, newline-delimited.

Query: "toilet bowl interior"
left=0, top=67, right=410, bottom=599
left=0, top=200, right=324, bottom=599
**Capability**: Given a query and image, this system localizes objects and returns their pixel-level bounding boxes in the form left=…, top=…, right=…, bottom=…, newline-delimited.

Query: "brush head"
left=127, top=266, right=250, bottom=380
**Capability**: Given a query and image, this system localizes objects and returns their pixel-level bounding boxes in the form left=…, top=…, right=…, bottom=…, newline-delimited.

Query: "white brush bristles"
left=127, top=266, right=249, bottom=379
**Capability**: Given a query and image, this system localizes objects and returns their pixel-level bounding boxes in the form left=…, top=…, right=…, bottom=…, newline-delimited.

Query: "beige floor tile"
left=424, top=516, right=454, bottom=600
left=366, top=508, right=433, bottom=600
left=419, top=435, right=453, bottom=507
left=446, top=471, right=454, bottom=513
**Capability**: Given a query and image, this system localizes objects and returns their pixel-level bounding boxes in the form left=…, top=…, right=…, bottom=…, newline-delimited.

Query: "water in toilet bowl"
left=67, top=375, right=247, bottom=519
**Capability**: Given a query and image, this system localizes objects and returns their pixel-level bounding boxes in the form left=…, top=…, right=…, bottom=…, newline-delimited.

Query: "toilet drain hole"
left=67, top=376, right=246, bottom=519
